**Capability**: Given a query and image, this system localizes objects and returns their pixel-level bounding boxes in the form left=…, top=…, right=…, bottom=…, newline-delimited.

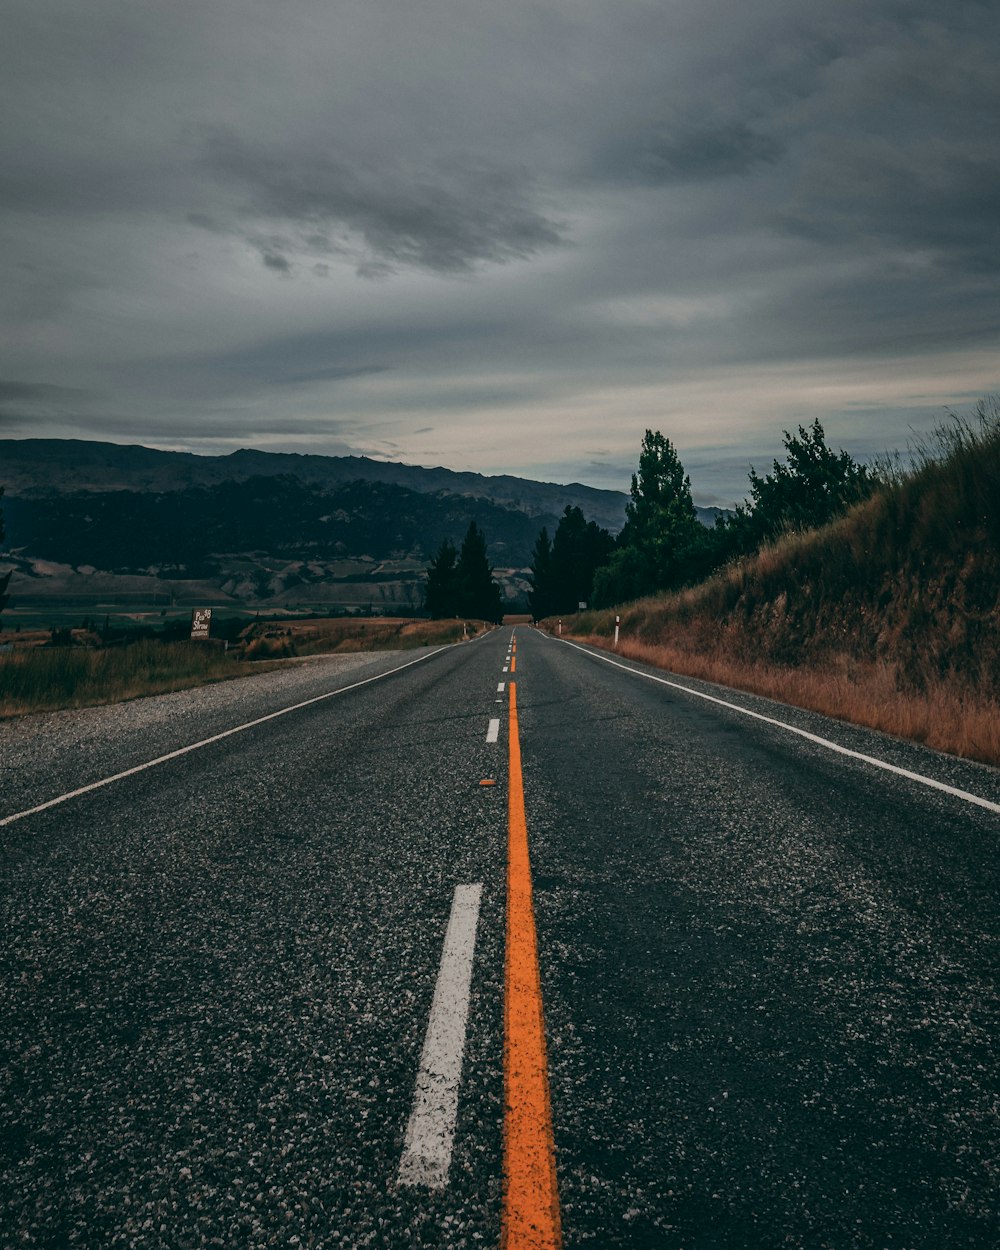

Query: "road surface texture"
left=1, top=629, right=997, bottom=1248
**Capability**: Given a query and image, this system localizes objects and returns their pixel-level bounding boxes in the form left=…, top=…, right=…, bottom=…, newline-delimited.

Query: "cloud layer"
left=2, top=0, right=998, bottom=502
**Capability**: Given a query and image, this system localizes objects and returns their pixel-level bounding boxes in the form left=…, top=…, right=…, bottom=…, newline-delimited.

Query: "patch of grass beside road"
left=0, top=617, right=492, bottom=717
left=0, top=641, right=278, bottom=718
left=242, top=616, right=489, bottom=660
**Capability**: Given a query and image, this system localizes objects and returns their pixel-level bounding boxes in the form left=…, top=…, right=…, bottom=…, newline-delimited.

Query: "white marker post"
left=614, top=615, right=620, bottom=650
left=558, top=619, right=562, bottom=636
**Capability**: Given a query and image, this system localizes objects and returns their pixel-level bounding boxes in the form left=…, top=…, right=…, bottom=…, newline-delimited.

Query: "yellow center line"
left=511, top=655, right=517, bottom=673
left=503, top=682, right=562, bottom=1249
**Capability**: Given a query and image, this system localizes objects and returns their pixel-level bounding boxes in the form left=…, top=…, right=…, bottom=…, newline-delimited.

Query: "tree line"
left=2, top=422, right=872, bottom=629
left=527, top=420, right=873, bottom=614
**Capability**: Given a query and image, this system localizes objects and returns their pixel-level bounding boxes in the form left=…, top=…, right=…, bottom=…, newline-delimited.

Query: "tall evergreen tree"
left=622, top=429, right=699, bottom=558
left=531, top=506, right=615, bottom=616
left=455, top=521, right=503, bottom=623
left=424, top=538, right=459, bottom=618
left=594, top=430, right=704, bottom=605
left=528, top=526, right=554, bottom=620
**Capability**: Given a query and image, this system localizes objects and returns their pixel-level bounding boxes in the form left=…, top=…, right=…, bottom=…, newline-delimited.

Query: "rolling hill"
left=0, top=438, right=632, bottom=617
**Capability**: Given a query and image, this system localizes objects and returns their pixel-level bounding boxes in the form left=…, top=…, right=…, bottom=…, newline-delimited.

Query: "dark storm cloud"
left=0, top=380, right=93, bottom=425
left=775, top=25, right=1000, bottom=274
left=201, top=131, right=565, bottom=274
left=0, top=381, right=89, bottom=405
left=603, top=118, right=784, bottom=185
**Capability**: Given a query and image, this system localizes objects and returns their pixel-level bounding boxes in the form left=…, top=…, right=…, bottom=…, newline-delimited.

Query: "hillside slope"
left=563, top=411, right=1000, bottom=765
left=2, top=475, right=550, bottom=569
left=0, top=475, right=555, bottom=615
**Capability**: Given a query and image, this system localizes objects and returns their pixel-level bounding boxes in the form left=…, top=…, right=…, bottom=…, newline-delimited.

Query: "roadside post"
left=614, top=614, right=620, bottom=650
left=558, top=619, right=562, bottom=636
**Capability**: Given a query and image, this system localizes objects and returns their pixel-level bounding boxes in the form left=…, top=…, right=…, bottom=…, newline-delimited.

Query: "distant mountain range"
left=0, top=438, right=725, bottom=617
left=0, top=438, right=632, bottom=533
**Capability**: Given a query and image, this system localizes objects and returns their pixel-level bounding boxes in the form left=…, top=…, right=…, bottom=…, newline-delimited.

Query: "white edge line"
left=553, top=636, right=1000, bottom=816
left=0, top=648, right=449, bottom=829
left=398, top=882, right=483, bottom=1189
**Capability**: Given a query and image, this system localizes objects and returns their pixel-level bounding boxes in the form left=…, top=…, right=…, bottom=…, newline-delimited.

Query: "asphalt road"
left=1, top=628, right=998, bottom=1248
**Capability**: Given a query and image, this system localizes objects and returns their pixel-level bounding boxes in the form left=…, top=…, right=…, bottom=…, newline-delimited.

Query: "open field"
left=241, top=616, right=492, bottom=659
left=0, top=616, right=493, bottom=717
left=0, top=641, right=281, bottom=719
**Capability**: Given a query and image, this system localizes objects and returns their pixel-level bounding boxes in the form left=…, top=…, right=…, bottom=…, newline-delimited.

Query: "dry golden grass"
left=244, top=615, right=492, bottom=658
left=0, top=641, right=280, bottom=719
left=0, top=616, right=488, bottom=717
left=568, top=634, right=1000, bottom=766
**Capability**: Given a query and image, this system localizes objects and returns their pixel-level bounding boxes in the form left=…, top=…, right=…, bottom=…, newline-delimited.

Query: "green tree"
left=594, top=430, right=704, bottom=605
left=591, top=544, right=653, bottom=608
left=531, top=506, right=615, bottom=616
left=0, top=487, right=10, bottom=627
left=727, top=420, right=873, bottom=552
left=527, top=526, right=554, bottom=620
left=424, top=538, right=459, bottom=618
left=455, top=521, right=503, bottom=622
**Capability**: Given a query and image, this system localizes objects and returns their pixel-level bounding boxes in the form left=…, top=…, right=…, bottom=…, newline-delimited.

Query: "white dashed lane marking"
left=486, top=718, right=501, bottom=744
left=398, top=883, right=483, bottom=1189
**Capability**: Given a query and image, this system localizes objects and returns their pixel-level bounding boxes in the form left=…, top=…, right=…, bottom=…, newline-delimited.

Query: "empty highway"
left=2, top=628, right=998, bottom=1248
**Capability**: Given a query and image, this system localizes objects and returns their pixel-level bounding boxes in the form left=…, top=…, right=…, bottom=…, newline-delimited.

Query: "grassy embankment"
left=554, top=407, right=1000, bottom=766
left=0, top=618, right=489, bottom=717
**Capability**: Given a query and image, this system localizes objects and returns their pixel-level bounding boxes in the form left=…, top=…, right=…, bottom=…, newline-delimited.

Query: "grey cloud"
left=0, top=380, right=94, bottom=426
left=774, top=14, right=1000, bottom=273
left=0, top=380, right=89, bottom=404
left=271, top=365, right=389, bottom=388
left=606, top=119, right=783, bottom=185
left=203, top=132, right=565, bottom=274
left=0, top=403, right=365, bottom=452
left=141, top=333, right=392, bottom=393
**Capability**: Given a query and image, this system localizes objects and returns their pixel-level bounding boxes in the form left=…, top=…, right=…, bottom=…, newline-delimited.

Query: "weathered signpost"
left=190, top=607, right=212, bottom=640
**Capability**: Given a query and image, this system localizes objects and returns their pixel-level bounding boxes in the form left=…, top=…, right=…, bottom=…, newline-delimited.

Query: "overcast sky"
left=2, top=0, right=998, bottom=504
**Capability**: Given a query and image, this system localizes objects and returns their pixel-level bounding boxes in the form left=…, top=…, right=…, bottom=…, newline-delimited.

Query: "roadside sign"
left=190, top=607, right=212, bottom=640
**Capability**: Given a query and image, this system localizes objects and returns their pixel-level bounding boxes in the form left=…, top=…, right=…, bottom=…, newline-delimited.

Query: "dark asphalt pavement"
left=2, top=628, right=997, bottom=1248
